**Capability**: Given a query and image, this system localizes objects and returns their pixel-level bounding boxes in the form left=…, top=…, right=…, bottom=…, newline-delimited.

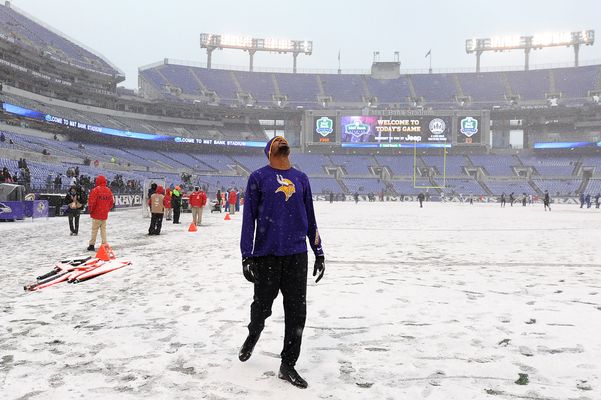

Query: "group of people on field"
left=146, top=184, right=207, bottom=235
left=578, top=192, right=601, bottom=209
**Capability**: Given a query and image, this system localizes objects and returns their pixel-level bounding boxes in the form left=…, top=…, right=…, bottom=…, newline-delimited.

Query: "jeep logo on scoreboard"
left=457, top=116, right=481, bottom=144
left=313, top=116, right=336, bottom=143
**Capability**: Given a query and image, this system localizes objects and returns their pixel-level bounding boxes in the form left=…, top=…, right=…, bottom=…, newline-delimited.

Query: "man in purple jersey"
left=239, top=136, right=325, bottom=389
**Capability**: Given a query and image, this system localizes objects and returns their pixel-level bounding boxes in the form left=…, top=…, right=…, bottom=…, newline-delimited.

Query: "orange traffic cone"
left=224, top=212, right=231, bottom=221
left=188, top=222, right=197, bottom=232
left=96, top=243, right=115, bottom=261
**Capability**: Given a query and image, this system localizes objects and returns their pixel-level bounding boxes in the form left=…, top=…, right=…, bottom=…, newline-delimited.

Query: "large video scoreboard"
left=304, top=110, right=489, bottom=148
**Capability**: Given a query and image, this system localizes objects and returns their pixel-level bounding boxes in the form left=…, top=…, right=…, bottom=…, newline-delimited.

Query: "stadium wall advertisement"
left=533, top=141, right=601, bottom=149
left=1, top=102, right=267, bottom=148
left=311, top=194, right=582, bottom=204
left=303, top=110, right=489, bottom=148
left=113, top=194, right=143, bottom=209
left=0, top=201, right=25, bottom=220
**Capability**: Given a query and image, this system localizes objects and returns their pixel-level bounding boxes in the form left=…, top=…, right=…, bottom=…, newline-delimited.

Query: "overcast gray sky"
left=9, top=0, right=601, bottom=88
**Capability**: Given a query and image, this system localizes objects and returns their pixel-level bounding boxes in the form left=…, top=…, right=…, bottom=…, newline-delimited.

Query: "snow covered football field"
left=1, top=201, right=600, bottom=400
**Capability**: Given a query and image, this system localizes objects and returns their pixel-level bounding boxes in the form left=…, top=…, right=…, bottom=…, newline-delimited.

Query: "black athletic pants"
left=68, top=210, right=80, bottom=234
left=247, top=252, right=308, bottom=367
left=149, top=213, right=163, bottom=234
left=172, top=207, right=181, bottom=223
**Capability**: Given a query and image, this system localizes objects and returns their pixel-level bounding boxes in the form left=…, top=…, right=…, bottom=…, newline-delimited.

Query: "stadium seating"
left=484, top=180, right=534, bottom=195
left=585, top=179, right=601, bottom=195
left=375, top=155, right=415, bottom=177
left=342, top=178, right=385, bottom=194
left=274, top=72, right=320, bottom=106
left=3, top=2, right=599, bottom=111
left=138, top=61, right=599, bottom=108
left=519, top=155, right=579, bottom=177
left=329, top=154, right=376, bottom=176
left=232, top=154, right=268, bottom=173
left=532, top=179, right=582, bottom=196
left=0, top=3, right=120, bottom=76
left=421, top=155, right=467, bottom=176
left=305, top=177, right=342, bottom=194
left=411, top=74, right=457, bottom=103
left=234, top=71, right=277, bottom=103
left=390, top=179, right=432, bottom=195
left=554, top=66, right=599, bottom=99
left=4, top=126, right=601, bottom=197
left=469, top=155, right=517, bottom=176
left=319, top=74, right=365, bottom=103
left=291, top=153, right=329, bottom=175
left=505, top=69, right=549, bottom=101
left=364, top=76, right=411, bottom=104
left=458, top=72, right=505, bottom=103
left=438, top=178, right=487, bottom=195
left=580, top=157, right=601, bottom=176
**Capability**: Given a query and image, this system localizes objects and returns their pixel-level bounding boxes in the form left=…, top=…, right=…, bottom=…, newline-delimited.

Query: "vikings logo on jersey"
left=275, top=174, right=296, bottom=201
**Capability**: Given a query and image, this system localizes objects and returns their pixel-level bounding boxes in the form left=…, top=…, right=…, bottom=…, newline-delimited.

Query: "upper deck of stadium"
left=138, top=59, right=601, bottom=109
left=0, top=1, right=123, bottom=79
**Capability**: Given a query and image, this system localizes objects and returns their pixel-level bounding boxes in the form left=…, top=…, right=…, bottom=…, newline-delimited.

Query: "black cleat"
left=278, top=364, right=308, bottom=389
left=238, top=333, right=260, bottom=362
left=87, top=245, right=95, bottom=251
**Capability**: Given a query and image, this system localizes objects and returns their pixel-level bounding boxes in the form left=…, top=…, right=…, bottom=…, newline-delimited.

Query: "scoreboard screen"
left=456, top=116, right=481, bottom=144
left=304, top=110, right=488, bottom=148
left=340, top=116, right=450, bottom=147
left=312, top=116, right=336, bottom=143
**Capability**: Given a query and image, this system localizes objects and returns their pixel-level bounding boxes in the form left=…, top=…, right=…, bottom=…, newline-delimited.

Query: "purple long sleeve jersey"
left=240, top=165, right=324, bottom=258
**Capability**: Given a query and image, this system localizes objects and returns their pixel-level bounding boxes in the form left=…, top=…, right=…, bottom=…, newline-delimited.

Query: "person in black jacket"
left=171, top=185, right=183, bottom=224
left=543, top=190, right=551, bottom=212
left=417, top=192, right=425, bottom=208
left=65, top=185, right=87, bottom=235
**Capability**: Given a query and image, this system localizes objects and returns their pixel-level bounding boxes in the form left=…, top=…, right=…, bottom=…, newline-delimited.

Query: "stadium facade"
left=1, top=1, right=601, bottom=202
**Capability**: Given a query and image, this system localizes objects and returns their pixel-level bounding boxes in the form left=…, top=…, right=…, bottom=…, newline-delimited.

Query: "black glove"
left=242, top=257, right=257, bottom=283
left=313, top=255, right=325, bottom=283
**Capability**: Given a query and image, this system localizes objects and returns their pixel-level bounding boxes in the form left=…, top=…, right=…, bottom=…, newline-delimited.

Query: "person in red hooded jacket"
left=164, top=188, right=173, bottom=221
left=228, top=188, right=238, bottom=215
left=87, top=175, right=114, bottom=251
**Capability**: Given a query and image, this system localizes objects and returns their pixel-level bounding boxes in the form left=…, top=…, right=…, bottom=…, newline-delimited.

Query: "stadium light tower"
left=466, top=30, right=595, bottom=72
left=200, top=33, right=312, bottom=73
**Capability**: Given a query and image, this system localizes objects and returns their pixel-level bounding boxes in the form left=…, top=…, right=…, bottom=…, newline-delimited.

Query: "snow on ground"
left=1, top=201, right=600, bottom=400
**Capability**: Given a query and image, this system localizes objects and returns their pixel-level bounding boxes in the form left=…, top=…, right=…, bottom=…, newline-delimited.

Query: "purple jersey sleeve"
left=240, top=173, right=259, bottom=258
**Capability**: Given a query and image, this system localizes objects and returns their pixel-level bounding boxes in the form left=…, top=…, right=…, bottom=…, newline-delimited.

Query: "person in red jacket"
left=164, top=188, right=173, bottom=221
left=87, top=175, right=114, bottom=251
left=228, top=188, right=238, bottom=215
left=189, top=186, right=207, bottom=226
